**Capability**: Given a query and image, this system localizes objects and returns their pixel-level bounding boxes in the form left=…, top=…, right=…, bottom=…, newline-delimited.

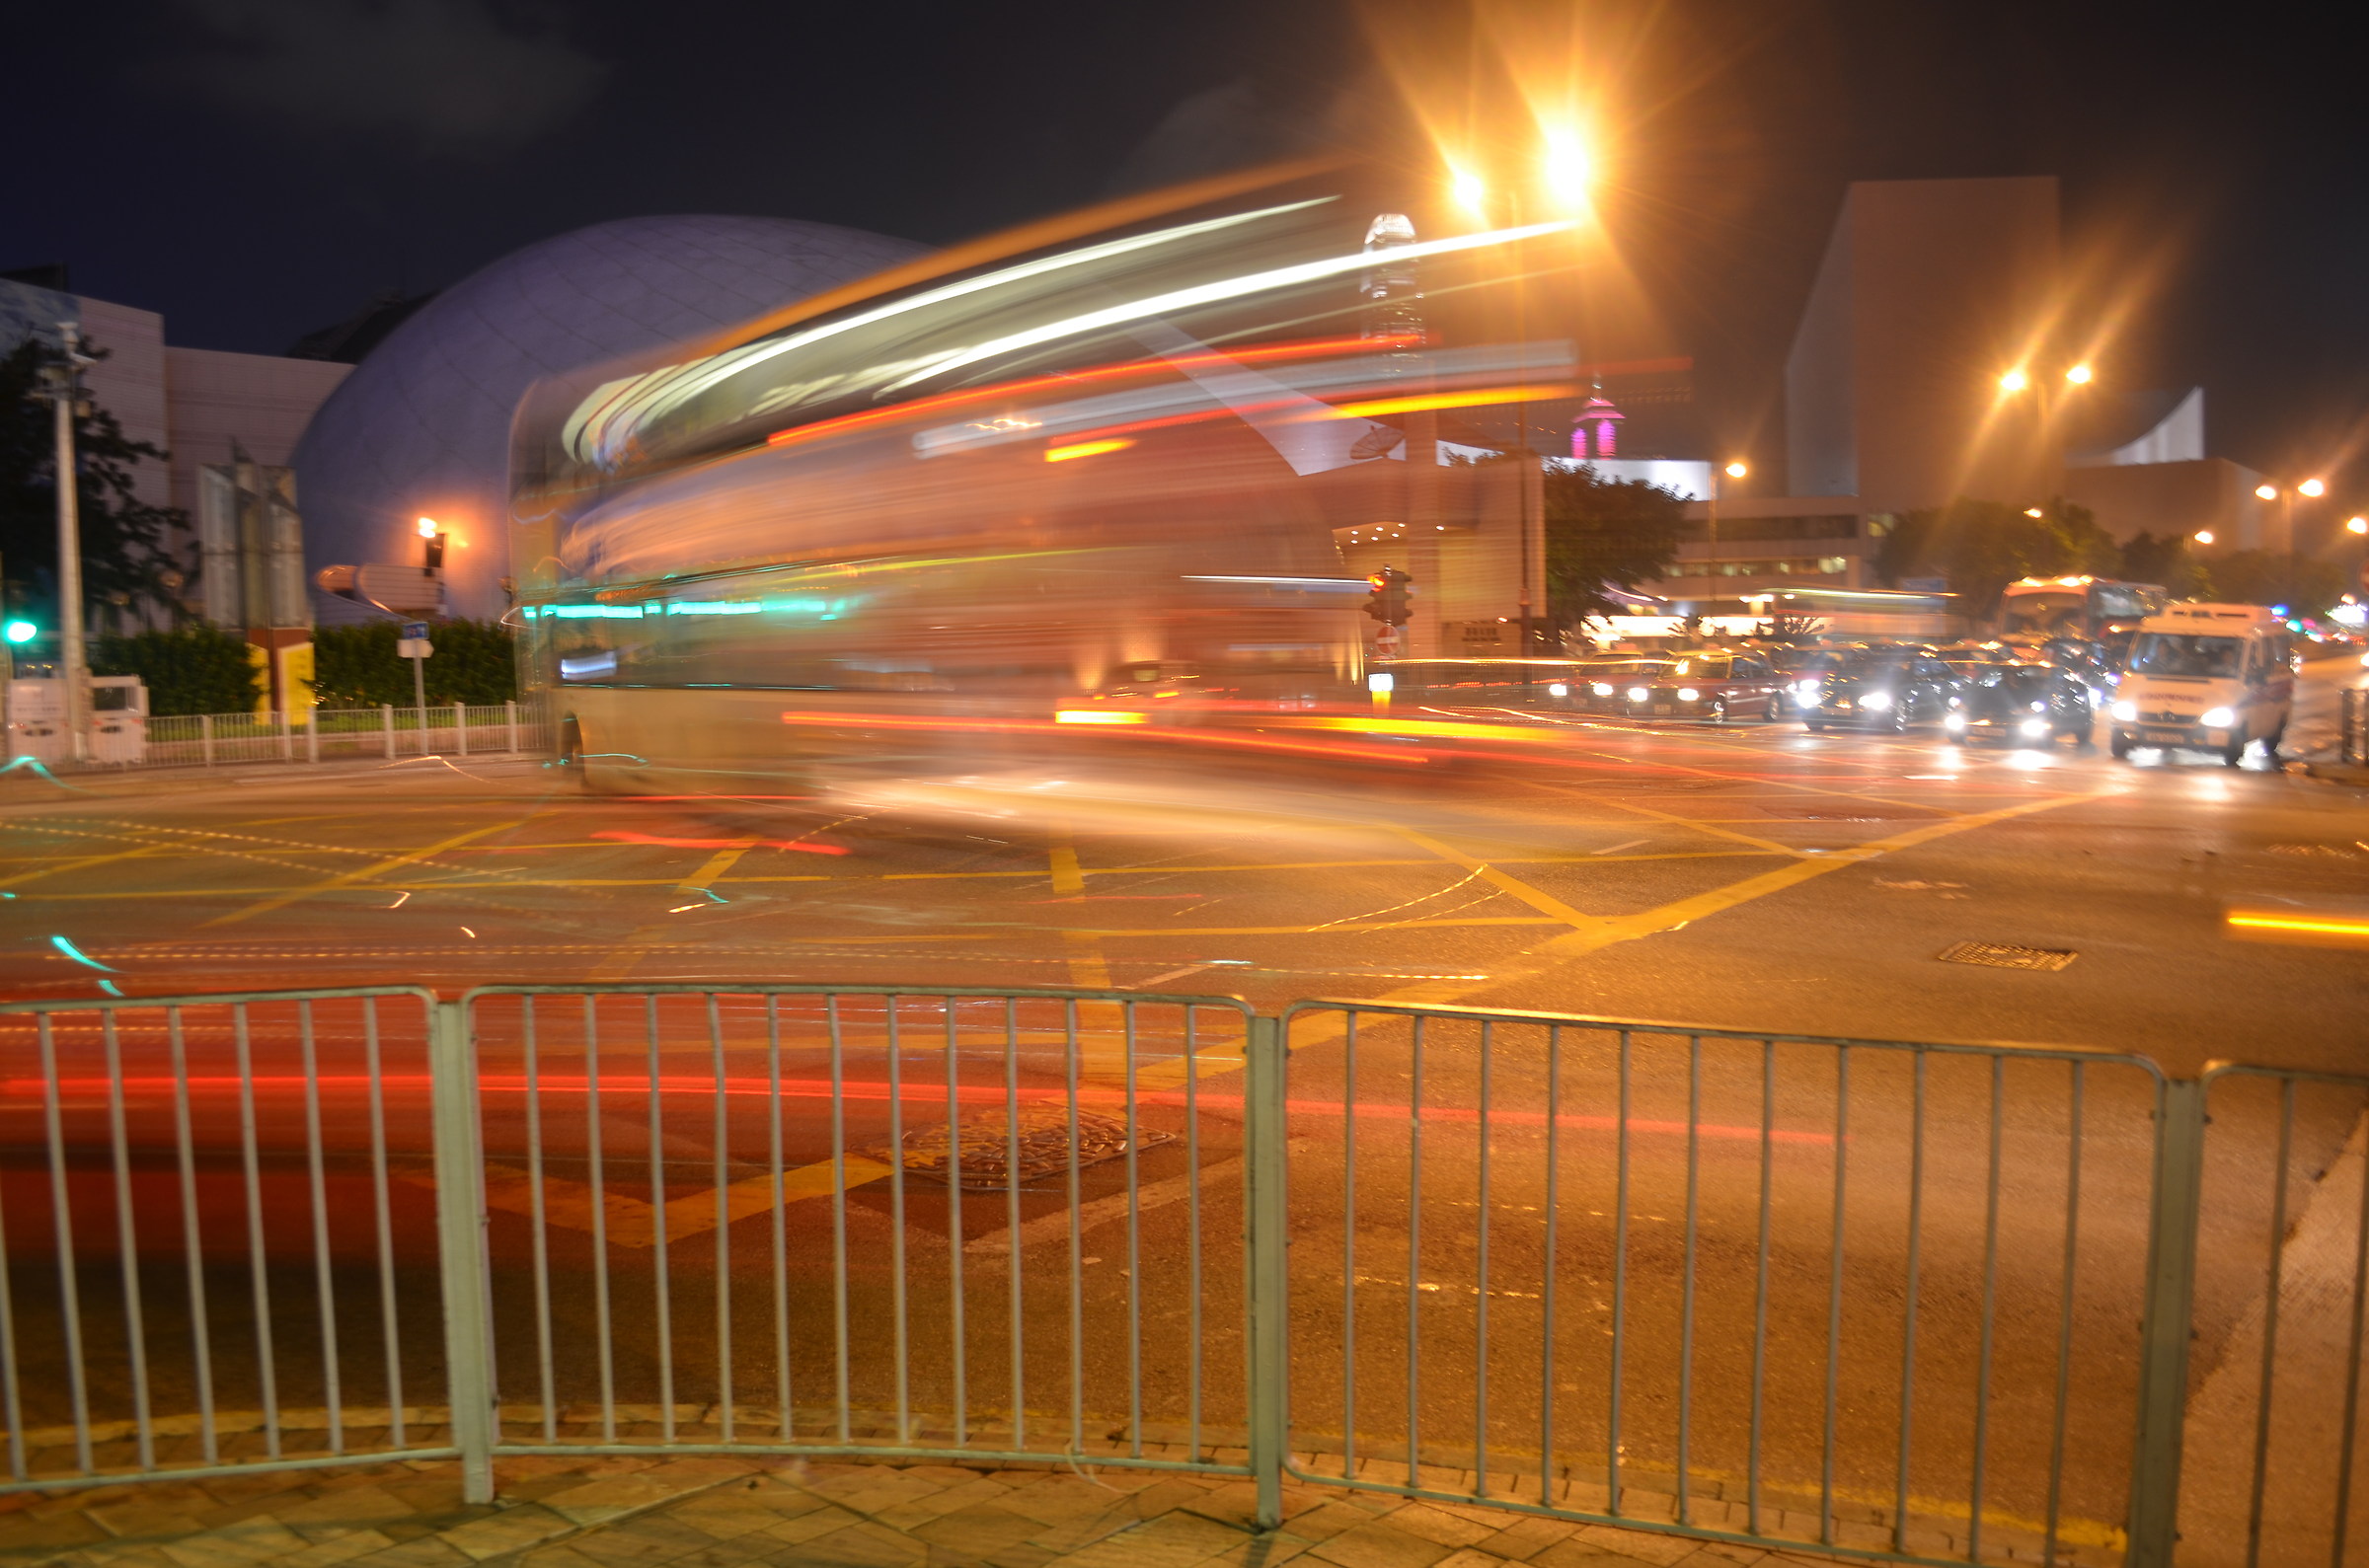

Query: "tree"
left=310, top=620, right=518, bottom=708
left=89, top=627, right=259, bottom=715
left=2117, top=531, right=2211, bottom=598
left=0, top=337, right=185, bottom=630
left=2198, top=551, right=2346, bottom=618
left=1540, top=464, right=1686, bottom=627
left=1874, top=496, right=2119, bottom=615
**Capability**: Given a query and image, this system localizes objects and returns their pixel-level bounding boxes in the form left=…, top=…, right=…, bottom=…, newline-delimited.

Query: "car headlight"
left=1591, top=683, right=1614, bottom=697
left=1677, top=688, right=1699, bottom=702
left=2200, top=706, right=2235, bottom=728
left=1548, top=683, right=1568, bottom=697
left=1945, top=713, right=1966, bottom=730
left=1795, top=679, right=1819, bottom=698
left=2110, top=700, right=2137, bottom=721
left=1861, top=691, right=1892, bottom=710
left=2029, top=701, right=2046, bottom=712
left=2020, top=717, right=2050, bottom=737
left=1627, top=687, right=1649, bottom=703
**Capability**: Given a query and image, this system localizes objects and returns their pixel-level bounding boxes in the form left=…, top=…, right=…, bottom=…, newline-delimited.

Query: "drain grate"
left=872, top=1106, right=1174, bottom=1190
left=1938, top=940, right=2077, bottom=972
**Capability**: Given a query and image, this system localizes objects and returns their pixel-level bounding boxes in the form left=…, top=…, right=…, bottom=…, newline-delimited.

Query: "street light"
left=2194, top=531, right=2216, bottom=546
left=2253, top=478, right=2329, bottom=550
left=1706, top=460, right=1748, bottom=628
left=2348, top=517, right=2367, bottom=536
left=1444, top=131, right=1592, bottom=667
left=2300, top=478, right=2328, bottom=498
left=2065, top=363, right=2094, bottom=384
left=1999, top=369, right=2029, bottom=394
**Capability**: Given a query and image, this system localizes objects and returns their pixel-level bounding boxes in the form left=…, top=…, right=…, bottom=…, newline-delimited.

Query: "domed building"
left=293, top=215, right=925, bottom=623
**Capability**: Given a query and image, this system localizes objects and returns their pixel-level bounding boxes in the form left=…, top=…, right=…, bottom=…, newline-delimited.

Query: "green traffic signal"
left=3, top=620, right=36, bottom=644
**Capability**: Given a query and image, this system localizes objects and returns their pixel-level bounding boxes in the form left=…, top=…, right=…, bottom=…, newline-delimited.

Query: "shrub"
left=89, top=626, right=259, bottom=715
left=310, top=619, right=517, bottom=708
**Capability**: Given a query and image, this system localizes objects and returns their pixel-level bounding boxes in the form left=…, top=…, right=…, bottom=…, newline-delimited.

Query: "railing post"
left=455, top=701, right=468, bottom=757
left=305, top=710, right=319, bottom=766
left=1245, top=1012, right=1289, bottom=1531
left=427, top=997, right=497, bottom=1504
left=199, top=712, right=214, bottom=767
left=2128, top=1077, right=2207, bottom=1568
left=505, top=700, right=519, bottom=755
left=382, top=705, right=395, bottom=759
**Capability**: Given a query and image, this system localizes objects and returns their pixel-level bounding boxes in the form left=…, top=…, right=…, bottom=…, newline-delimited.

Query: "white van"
left=2108, top=603, right=2294, bottom=765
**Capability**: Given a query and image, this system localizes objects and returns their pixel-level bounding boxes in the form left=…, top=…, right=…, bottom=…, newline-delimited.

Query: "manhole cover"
left=872, top=1106, right=1174, bottom=1190
left=1938, top=940, right=2076, bottom=972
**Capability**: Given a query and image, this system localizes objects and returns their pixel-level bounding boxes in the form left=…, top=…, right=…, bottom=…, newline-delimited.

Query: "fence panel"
left=2177, top=1065, right=2369, bottom=1568
left=463, top=985, right=1257, bottom=1474
left=1277, top=1001, right=2169, bottom=1568
left=0, top=989, right=454, bottom=1493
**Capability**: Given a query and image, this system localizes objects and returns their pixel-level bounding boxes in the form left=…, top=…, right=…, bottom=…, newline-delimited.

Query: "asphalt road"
left=2, top=657, right=2364, bottom=1559
left=3, top=657, right=2363, bottom=1072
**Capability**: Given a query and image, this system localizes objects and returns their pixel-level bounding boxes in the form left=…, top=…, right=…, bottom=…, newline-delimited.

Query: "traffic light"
left=3, top=620, right=36, bottom=645
left=1364, top=565, right=1414, bottom=627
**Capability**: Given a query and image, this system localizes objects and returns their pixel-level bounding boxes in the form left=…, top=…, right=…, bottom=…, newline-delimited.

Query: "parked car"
left=1581, top=652, right=1790, bottom=721
left=1804, top=649, right=1961, bottom=732
left=1944, top=662, right=2096, bottom=745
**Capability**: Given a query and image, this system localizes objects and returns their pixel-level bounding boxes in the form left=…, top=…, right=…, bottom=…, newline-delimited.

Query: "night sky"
left=7, top=0, right=2366, bottom=511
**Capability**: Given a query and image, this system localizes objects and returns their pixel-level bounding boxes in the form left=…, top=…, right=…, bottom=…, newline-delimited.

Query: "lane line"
left=198, top=821, right=531, bottom=927
left=1385, top=824, right=1597, bottom=930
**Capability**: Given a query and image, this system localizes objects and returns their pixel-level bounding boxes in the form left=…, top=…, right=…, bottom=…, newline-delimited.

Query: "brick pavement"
left=0, top=1455, right=1853, bottom=1568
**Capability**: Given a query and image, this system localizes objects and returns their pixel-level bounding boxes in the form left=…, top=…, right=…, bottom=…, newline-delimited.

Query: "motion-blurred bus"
left=506, top=189, right=1577, bottom=796
left=1999, top=575, right=2166, bottom=640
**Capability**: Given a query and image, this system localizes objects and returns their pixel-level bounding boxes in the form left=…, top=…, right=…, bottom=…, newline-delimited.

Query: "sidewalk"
left=1, top=1454, right=1837, bottom=1568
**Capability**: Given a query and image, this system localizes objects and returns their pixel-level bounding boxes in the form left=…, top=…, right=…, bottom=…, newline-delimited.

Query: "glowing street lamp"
left=2300, top=478, right=2328, bottom=497
left=2065, top=363, right=2094, bottom=384
left=2256, top=484, right=2279, bottom=501
left=2194, top=531, right=2216, bottom=546
left=2348, top=517, right=2368, bottom=536
left=1706, top=459, right=1750, bottom=609
left=1999, top=369, right=2029, bottom=394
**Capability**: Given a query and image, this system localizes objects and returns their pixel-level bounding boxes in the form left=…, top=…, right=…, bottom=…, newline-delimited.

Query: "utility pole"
left=38, top=324, right=94, bottom=762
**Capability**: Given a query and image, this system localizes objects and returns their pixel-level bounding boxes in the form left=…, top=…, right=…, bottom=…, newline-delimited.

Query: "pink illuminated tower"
left=1571, top=393, right=1625, bottom=459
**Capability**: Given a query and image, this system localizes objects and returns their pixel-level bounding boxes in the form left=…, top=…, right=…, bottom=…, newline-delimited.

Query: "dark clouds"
left=144, top=0, right=606, bottom=156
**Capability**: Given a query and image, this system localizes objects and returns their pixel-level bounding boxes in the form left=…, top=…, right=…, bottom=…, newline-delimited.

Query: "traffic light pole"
left=45, top=324, right=91, bottom=763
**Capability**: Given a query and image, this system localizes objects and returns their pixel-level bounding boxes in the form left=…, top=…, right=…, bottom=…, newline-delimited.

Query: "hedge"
left=309, top=619, right=517, bottom=707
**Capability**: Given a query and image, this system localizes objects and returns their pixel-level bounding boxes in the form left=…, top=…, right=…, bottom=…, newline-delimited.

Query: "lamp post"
left=1996, top=361, right=2093, bottom=507
left=1451, top=130, right=1589, bottom=667
left=1707, top=460, right=1748, bottom=635
left=35, top=324, right=95, bottom=762
left=2254, top=478, right=2326, bottom=554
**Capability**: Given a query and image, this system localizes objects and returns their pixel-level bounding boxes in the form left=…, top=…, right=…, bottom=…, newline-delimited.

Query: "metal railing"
left=0, top=984, right=2360, bottom=1568
left=132, top=704, right=546, bottom=769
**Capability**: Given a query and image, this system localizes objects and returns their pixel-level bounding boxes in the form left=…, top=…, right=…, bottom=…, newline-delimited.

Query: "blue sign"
left=402, top=621, right=428, bottom=640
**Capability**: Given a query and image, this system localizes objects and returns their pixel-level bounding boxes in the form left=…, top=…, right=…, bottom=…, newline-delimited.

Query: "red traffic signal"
left=1363, top=566, right=1414, bottom=627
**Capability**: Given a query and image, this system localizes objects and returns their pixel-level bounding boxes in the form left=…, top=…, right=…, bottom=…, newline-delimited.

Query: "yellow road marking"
left=199, top=821, right=530, bottom=927
left=677, top=846, right=750, bottom=892
left=1386, top=825, right=1597, bottom=930
left=1532, top=786, right=2106, bottom=955
left=1578, top=792, right=1806, bottom=859
left=0, top=839, right=177, bottom=890
left=408, top=1157, right=900, bottom=1246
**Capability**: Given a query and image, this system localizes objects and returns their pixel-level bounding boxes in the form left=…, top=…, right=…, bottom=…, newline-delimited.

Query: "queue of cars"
left=1378, top=608, right=2293, bottom=767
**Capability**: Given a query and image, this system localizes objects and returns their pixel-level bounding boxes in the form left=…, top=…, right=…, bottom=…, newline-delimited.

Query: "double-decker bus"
left=505, top=185, right=1575, bottom=797
left=1999, top=576, right=2167, bottom=640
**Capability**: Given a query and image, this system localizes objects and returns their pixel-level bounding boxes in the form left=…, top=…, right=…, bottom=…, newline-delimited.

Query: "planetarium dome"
left=292, top=214, right=926, bottom=623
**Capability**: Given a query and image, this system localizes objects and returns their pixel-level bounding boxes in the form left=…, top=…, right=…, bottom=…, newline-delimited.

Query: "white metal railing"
left=0, top=984, right=2357, bottom=1568
left=120, top=703, right=550, bottom=769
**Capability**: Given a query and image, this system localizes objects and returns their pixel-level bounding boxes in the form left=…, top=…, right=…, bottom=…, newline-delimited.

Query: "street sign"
left=397, top=638, right=433, bottom=658
left=402, top=621, right=428, bottom=640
